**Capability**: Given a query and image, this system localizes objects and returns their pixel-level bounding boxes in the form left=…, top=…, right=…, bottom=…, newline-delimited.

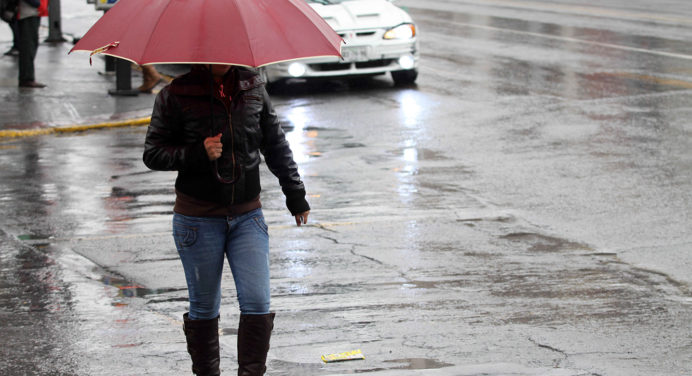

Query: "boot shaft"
left=237, top=313, right=275, bottom=376
left=183, top=313, right=221, bottom=376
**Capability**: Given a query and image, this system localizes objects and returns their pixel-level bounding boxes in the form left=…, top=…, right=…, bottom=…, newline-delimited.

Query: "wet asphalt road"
left=1, top=0, right=691, bottom=375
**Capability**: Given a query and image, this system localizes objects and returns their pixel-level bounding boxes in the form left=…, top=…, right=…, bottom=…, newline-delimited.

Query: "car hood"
left=310, top=0, right=413, bottom=31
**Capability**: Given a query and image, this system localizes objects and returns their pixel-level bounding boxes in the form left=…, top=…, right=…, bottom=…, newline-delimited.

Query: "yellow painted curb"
left=0, top=117, right=151, bottom=139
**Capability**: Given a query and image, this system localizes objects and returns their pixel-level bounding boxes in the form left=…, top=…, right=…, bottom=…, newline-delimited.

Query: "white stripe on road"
left=453, top=0, right=692, bottom=25
left=447, top=21, right=692, bottom=61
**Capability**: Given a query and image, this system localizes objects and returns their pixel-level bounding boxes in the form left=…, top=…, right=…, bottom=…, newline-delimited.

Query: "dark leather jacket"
left=143, top=66, right=309, bottom=215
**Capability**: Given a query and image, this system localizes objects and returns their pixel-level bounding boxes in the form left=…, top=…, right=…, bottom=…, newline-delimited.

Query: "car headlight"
left=383, top=23, right=416, bottom=40
left=288, top=62, right=307, bottom=77
left=398, top=55, right=416, bottom=70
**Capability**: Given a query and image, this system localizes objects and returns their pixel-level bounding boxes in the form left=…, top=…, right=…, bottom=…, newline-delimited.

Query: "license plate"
left=341, top=46, right=369, bottom=62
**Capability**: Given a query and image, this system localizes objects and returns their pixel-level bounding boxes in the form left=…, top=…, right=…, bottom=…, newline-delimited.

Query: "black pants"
left=18, top=16, right=40, bottom=83
left=9, top=19, right=19, bottom=48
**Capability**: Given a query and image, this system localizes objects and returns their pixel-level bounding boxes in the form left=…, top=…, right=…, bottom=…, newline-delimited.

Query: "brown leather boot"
left=183, top=313, right=221, bottom=376
left=138, top=65, right=163, bottom=93
left=237, top=313, right=275, bottom=376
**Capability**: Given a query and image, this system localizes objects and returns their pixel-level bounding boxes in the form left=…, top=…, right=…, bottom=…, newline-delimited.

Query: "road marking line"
left=607, top=72, right=692, bottom=89
left=444, top=21, right=692, bottom=61
left=456, top=0, right=692, bottom=25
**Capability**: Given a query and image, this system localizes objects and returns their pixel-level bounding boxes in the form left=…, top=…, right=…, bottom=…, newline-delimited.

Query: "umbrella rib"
left=233, top=1, right=257, bottom=66
left=140, top=0, right=177, bottom=65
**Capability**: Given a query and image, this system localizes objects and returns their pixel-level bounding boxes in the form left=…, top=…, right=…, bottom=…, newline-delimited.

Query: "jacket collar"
left=167, top=66, right=265, bottom=96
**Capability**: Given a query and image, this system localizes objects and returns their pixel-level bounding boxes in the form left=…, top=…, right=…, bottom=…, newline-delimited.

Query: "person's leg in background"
left=4, top=19, right=19, bottom=56
left=138, top=65, right=163, bottom=93
left=18, top=15, right=44, bottom=88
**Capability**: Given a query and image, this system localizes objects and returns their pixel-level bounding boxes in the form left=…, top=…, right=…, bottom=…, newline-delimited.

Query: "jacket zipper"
left=229, top=109, right=235, bottom=205
left=213, top=96, right=236, bottom=204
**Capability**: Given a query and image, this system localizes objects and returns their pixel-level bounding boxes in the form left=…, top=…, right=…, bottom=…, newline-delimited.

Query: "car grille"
left=309, top=62, right=351, bottom=72
left=356, top=59, right=393, bottom=68
left=337, top=30, right=379, bottom=39
left=309, top=59, right=394, bottom=72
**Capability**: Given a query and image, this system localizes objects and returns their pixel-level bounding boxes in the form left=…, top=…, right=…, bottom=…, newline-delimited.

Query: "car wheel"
left=391, top=69, right=418, bottom=85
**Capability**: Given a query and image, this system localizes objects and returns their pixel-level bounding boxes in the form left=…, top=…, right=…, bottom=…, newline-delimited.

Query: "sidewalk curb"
left=0, top=117, right=151, bottom=138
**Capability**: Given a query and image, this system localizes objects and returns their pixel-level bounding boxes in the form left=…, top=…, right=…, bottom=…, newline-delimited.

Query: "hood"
left=310, top=0, right=413, bottom=31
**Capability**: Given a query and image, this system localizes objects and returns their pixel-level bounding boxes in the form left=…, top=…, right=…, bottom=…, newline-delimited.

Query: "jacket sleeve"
left=143, top=89, right=209, bottom=172
left=259, top=88, right=310, bottom=215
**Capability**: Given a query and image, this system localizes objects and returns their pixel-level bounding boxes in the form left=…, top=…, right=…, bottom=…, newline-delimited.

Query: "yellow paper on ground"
left=321, top=349, right=365, bottom=363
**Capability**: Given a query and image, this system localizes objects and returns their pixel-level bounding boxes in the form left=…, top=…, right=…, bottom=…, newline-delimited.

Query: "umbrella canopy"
left=70, top=0, right=343, bottom=67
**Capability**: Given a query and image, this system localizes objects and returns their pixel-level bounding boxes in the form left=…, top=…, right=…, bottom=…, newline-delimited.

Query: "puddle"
left=112, top=342, right=143, bottom=348
left=269, top=357, right=452, bottom=375
left=146, top=296, right=188, bottom=305
left=17, top=234, right=54, bottom=243
left=268, top=359, right=324, bottom=375
left=457, top=214, right=515, bottom=224
left=390, top=147, right=449, bottom=161
left=501, top=232, right=591, bottom=252
left=100, top=274, right=180, bottom=300
left=382, top=358, right=453, bottom=370
left=343, top=143, right=366, bottom=149
left=353, top=358, right=453, bottom=373
left=110, top=170, right=154, bottom=180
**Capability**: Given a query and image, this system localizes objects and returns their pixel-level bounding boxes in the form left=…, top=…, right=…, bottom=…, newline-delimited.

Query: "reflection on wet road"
left=1, top=0, right=691, bottom=375
left=0, top=234, right=77, bottom=374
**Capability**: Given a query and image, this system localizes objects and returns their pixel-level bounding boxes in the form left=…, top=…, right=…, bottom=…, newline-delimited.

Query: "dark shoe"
left=4, top=47, right=18, bottom=56
left=183, top=313, right=221, bottom=376
left=19, top=81, right=46, bottom=88
left=237, top=313, right=275, bottom=376
left=137, top=77, right=162, bottom=93
left=138, top=65, right=163, bottom=93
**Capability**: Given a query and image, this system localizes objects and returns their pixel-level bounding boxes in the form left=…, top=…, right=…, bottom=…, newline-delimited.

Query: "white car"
left=263, top=0, right=419, bottom=87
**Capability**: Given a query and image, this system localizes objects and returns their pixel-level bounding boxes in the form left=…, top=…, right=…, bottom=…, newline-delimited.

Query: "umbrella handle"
left=214, top=160, right=242, bottom=185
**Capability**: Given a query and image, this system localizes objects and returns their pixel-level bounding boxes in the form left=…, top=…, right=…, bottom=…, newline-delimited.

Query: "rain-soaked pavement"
left=1, top=0, right=691, bottom=375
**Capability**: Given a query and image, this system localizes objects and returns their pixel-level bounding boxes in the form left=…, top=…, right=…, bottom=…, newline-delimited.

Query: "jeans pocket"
left=173, top=224, right=198, bottom=248
left=252, top=216, right=269, bottom=236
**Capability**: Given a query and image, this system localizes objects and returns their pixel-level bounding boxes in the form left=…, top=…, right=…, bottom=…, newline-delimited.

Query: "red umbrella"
left=70, top=0, right=343, bottom=66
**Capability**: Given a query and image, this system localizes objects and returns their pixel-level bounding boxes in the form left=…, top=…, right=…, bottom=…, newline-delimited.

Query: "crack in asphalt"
left=317, top=232, right=385, bottom=266
left=528, top=337, right=568, bottom=368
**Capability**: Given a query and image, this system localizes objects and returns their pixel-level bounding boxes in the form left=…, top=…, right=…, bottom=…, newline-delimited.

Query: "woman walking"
left=143, top=64, right=310, bottom=376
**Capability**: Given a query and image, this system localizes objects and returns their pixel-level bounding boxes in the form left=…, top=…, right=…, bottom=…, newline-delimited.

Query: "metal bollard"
left=108, top=58, right=139, bottom=96
left=45, top=0, right=66, bottom=42
left=105, top=55, right=115, bottom=73
left=84, top=0, right=138, bottom=95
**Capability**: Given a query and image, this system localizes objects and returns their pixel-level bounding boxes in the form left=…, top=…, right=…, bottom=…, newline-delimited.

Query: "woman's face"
left=210, top=64, right=231, bottom=78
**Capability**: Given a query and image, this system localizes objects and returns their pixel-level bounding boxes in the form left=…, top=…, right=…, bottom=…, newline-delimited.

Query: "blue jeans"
left=173, top=208, right=270, bottom=320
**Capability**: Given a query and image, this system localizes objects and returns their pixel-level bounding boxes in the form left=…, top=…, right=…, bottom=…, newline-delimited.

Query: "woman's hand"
left=204, top=133, right=223, bottom=161
left=295, top=211, right=309, bottom=227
